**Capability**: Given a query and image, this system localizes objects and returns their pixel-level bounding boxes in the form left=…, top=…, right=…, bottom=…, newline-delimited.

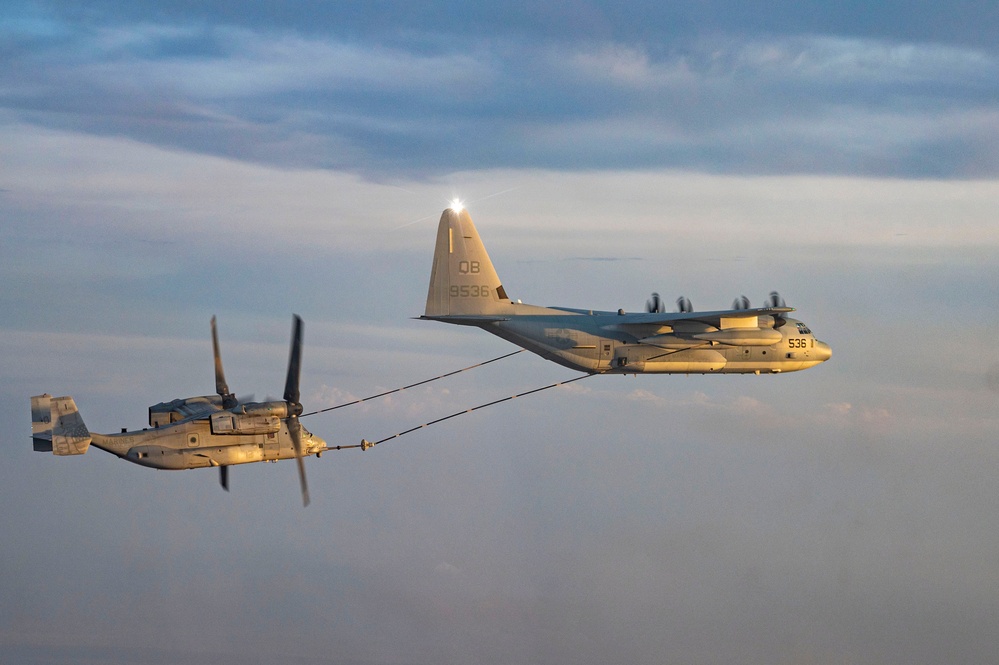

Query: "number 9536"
left=450, top=285, right=490, bottom=298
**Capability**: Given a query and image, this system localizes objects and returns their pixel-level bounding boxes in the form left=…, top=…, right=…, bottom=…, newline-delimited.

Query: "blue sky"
left=2, top=3, right=999, bottom=664
left=5, top=1, right=999, bottom=177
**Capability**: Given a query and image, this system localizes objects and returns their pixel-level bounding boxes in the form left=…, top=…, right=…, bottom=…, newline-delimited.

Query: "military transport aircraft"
left=31, top=316, right=325, bottom=505
left=421, top=204, right=831, bottom=374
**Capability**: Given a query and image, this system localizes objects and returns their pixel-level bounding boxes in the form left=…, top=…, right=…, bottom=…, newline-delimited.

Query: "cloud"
left=76, top=26, right=495, bottom=99
left=5, top=123, right=998, bottom=265
left=625, top=388, right=661, bottom=403
left=3, top=11, right=998, bottom=178
left=824, top=401, right=853, bottom=416
left=567, top=35, right=997, bottom=89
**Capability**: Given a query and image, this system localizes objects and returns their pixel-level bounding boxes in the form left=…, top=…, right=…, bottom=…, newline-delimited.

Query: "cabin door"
left=263, top=433, right=281, bottom=460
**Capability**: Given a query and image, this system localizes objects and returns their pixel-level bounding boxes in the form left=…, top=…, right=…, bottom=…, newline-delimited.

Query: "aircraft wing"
left=577, top=306, right=795, bottom=347
left=172, top=401, right=222, bottom=419
left=645, top=306, right=791, bottom=327
left=553, top=305, right=793, bottom=325
left=148, top=395, right=224, bottom=426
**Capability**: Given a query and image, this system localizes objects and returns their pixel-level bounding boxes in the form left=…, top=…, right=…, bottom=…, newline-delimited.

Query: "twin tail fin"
left=31, top=394, right=91, bottom=455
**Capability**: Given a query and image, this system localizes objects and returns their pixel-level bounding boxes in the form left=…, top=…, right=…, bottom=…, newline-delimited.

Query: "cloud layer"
left=4, top=2, right=999, bottom=178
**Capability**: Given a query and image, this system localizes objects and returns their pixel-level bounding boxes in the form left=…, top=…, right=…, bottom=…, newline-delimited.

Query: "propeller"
left=210, top=314, right=311, bottom=506
left=646, top=292, right=664, bottom=313
left=676, top=296, right=693, bottom=313
left=765, top=291, right=788, bottom=329
left=732, top=295, right=751, bottom=310
left=211, top=316, right=239, bottom=410
left=284, top=315, right=310, bottom=507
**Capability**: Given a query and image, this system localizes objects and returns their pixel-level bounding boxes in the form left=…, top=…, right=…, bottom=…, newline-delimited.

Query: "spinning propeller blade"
left=210, top=314, right=312, bottom=506
left=766, top=291, right=788, bottom=328
left=285, top=315, right=303, bottom=406
left=211, top=316, right=238, bottom=409
left=766, top=291, right=786, bottom=308
left=289, top=415, right=310, bottom=507
left=284, top=315, right=309, bottom=507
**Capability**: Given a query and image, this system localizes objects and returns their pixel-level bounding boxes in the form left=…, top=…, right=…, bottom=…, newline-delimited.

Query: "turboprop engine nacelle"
left=236, top=401, right=293, bottom=418
left=207, top=401, right=298, bottom=435
left=691, top=328, right=783, bottom=346
left=209, top=411, right=281, bottom=435
left=637, top=334, right=702, bottom=350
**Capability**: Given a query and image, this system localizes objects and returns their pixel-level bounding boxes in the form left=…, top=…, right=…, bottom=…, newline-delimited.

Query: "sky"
left=2, top=2, right=999, bottom=664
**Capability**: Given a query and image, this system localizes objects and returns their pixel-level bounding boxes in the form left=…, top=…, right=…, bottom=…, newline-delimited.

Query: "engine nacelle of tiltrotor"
left=148, top=395, right=223, bottom=427
left=148, top=398, right=292, bottom=432
left=234, top=401, right=292, bottom=418
left=209, top=411, right=281, bottom=436
left=211, top=400, right=292, bottom=435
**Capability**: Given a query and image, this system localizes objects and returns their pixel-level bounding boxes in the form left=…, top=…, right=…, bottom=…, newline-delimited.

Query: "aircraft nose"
left=814, top=340, right=832, bottom=362
left=308, top=433, right=328, bottom=453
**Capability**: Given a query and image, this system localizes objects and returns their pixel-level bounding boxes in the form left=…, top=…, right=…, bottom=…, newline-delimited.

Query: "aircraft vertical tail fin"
left=31, top=394, right=91, bottom=455
left=425, top=207, right=512, bottom=317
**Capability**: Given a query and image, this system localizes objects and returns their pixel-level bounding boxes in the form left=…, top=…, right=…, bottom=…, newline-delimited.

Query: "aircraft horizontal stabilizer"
left=31, top=394, right=91, bottom=455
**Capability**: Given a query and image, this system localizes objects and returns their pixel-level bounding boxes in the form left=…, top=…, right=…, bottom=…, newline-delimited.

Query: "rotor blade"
left=289, top=415, right=310, bottom=507
left=219, top=465, right=229, bottom=492
left=284, top=315, right=303, bottom=406
left=646, top=292, right=662, bottom=313
left=283, top=315, right=308, bottom=506
left=295, top=454, right=310, bottom=507
left=767, top=291, right=786, bottom=308
left=211, top=316, right=230, bottom=399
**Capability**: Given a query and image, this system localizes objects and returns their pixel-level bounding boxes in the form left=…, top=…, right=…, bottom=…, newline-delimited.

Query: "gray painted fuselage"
left=421, top=207, right=831, bottom=375
left=430, top=307, right=830, bottom=374
left=88, top=414, right=326, bottom=471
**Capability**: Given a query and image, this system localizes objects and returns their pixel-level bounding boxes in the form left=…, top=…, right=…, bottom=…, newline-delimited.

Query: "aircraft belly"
left=125, top=445, right=205, bottom=469
left=718, top=347, right=818, bottom=373
left=199, top=442, right=268, bottom=467
left=482, top=317, right=826, bottom=375
left=489, top=321, right=602, bottom=372
left=612, top=348, right=727, bottom=373
left=720, top=352, right=830, bottom=373
left=125, top=440, right=270, bottom=470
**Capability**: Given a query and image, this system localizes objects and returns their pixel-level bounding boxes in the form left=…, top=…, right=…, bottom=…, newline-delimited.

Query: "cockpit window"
left=795, top=322, right=811, bottom=335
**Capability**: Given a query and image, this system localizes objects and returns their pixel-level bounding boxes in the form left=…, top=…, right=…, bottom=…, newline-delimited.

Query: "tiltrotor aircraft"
left=31, top=316, right=326, bottom=505
left=421, top=204, right=831, bottom=374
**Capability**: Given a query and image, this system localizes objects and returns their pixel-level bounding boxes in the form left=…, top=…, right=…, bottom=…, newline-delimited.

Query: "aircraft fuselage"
left=89, top=416, right=325, bottom=470
left=420, top=207, right=831, bottom=376
left=432, top=308, right=831, bottom=375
